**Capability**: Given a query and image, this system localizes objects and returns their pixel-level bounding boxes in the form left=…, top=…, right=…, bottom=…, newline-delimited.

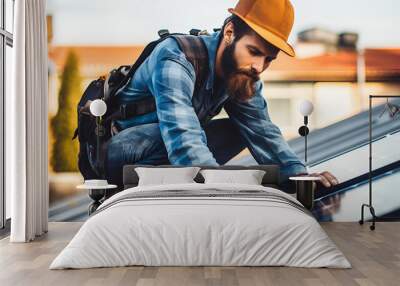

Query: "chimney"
left=338, top=32, right=358, bottom=50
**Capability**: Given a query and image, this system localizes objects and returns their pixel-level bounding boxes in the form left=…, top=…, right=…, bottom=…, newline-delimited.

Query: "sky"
left=46, top=0, right=400, bottom=48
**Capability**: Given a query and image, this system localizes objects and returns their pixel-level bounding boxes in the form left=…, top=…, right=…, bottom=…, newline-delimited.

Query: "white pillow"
left=135, top=167, right=201, bottom=186
left=200, top=169, right=266, bottom=185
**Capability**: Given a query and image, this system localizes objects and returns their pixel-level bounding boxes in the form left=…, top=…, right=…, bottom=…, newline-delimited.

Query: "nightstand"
left=77, top=181, right=117, bottom=215
left=289, top=176, right=321, bottom=210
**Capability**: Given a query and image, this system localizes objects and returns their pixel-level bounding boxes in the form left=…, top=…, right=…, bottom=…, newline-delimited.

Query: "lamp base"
left=296, top=180, right=314, bottom=210
left=88, top=189, right=105, bottom=215
left=359, top=203, right=376, bottom=231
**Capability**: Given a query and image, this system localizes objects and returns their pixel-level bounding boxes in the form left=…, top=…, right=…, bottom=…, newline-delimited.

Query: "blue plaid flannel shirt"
left=116, top=32, right=307, bottom=182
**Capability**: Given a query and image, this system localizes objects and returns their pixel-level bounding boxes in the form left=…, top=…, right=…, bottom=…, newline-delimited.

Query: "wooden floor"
left=0, top=222, right=399, bottom=286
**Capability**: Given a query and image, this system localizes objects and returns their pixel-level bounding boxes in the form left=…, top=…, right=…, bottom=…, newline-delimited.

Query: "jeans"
left=105, top=118, right=246, bottom=186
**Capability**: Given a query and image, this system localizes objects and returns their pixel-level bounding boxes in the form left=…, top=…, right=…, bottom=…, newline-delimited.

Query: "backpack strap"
left=102, top=38, right=170, bottom=123
left=104, top=37, right=169, bottom=102
left=105, top=34, right=209, bottom=123
left=170, top=35, right=209, bottom=94
left=108, top=32, right=193, bottom=100
left=105, top=97, right=157, bottom=123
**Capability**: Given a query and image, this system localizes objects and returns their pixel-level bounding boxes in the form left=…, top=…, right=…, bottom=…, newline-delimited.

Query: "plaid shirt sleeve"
left=146, top=46, right=218, bottom=166
left=224, top=81, right=307, bottom=183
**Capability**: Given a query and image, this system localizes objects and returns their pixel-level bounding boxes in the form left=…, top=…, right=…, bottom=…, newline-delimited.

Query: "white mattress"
left=50, top=183, right=351, bottom=269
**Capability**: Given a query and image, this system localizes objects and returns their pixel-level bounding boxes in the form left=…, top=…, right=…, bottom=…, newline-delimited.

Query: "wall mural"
left=46, top=0, right=400, bottom=222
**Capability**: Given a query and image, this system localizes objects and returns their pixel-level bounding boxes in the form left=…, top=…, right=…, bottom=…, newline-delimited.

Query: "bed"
left=50, top=165, right=351, bottom=269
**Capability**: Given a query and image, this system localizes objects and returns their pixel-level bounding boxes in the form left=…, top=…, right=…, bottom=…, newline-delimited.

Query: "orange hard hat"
left=228, top=0, right=296, bottom=57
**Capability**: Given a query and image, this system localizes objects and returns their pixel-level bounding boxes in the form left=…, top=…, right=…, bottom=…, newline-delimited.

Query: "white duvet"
left=50, top=183, right=351, bottom=269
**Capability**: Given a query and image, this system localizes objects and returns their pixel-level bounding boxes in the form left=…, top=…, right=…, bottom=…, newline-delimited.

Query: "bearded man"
left=104, top=0, right=339, bottom=191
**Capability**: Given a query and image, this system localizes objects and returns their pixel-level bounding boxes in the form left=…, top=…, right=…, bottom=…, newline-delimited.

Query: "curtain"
left=8, top=0, right=48, bottom=242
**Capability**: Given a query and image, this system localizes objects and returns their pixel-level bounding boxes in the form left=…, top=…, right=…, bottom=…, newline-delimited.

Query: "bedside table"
left=289, top=176, right=321, bottom=210
left=77, top=182, right=118, bottom=215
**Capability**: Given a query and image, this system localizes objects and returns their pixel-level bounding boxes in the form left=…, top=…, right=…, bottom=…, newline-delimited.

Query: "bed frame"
left=87, top=165, right=287, bottom=214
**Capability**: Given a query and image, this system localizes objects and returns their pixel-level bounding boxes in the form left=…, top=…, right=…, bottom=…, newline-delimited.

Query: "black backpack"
left=72, top=30, right=211, bottom=180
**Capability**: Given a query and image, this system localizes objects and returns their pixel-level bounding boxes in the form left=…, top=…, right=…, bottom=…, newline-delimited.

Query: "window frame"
left=1, top=0, right=14, bottom=230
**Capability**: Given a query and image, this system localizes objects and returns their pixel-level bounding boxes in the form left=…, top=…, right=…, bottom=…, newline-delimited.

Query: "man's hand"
left=308, top=171, right=339, bottom=188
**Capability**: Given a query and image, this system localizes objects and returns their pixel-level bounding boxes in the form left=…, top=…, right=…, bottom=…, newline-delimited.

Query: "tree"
left=51, top=50, right=82, bottom=172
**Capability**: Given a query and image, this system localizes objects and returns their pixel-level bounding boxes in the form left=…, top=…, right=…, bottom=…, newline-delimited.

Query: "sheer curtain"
left=8, top=0, right=48, bottom=242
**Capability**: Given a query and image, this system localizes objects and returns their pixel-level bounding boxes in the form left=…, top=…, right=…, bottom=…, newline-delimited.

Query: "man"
left=105, top=0, right=339, bottom=191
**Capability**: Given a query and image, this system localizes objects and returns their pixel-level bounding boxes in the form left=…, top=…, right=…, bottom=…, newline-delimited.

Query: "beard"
left=220, top=41, right=260, bottom=102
